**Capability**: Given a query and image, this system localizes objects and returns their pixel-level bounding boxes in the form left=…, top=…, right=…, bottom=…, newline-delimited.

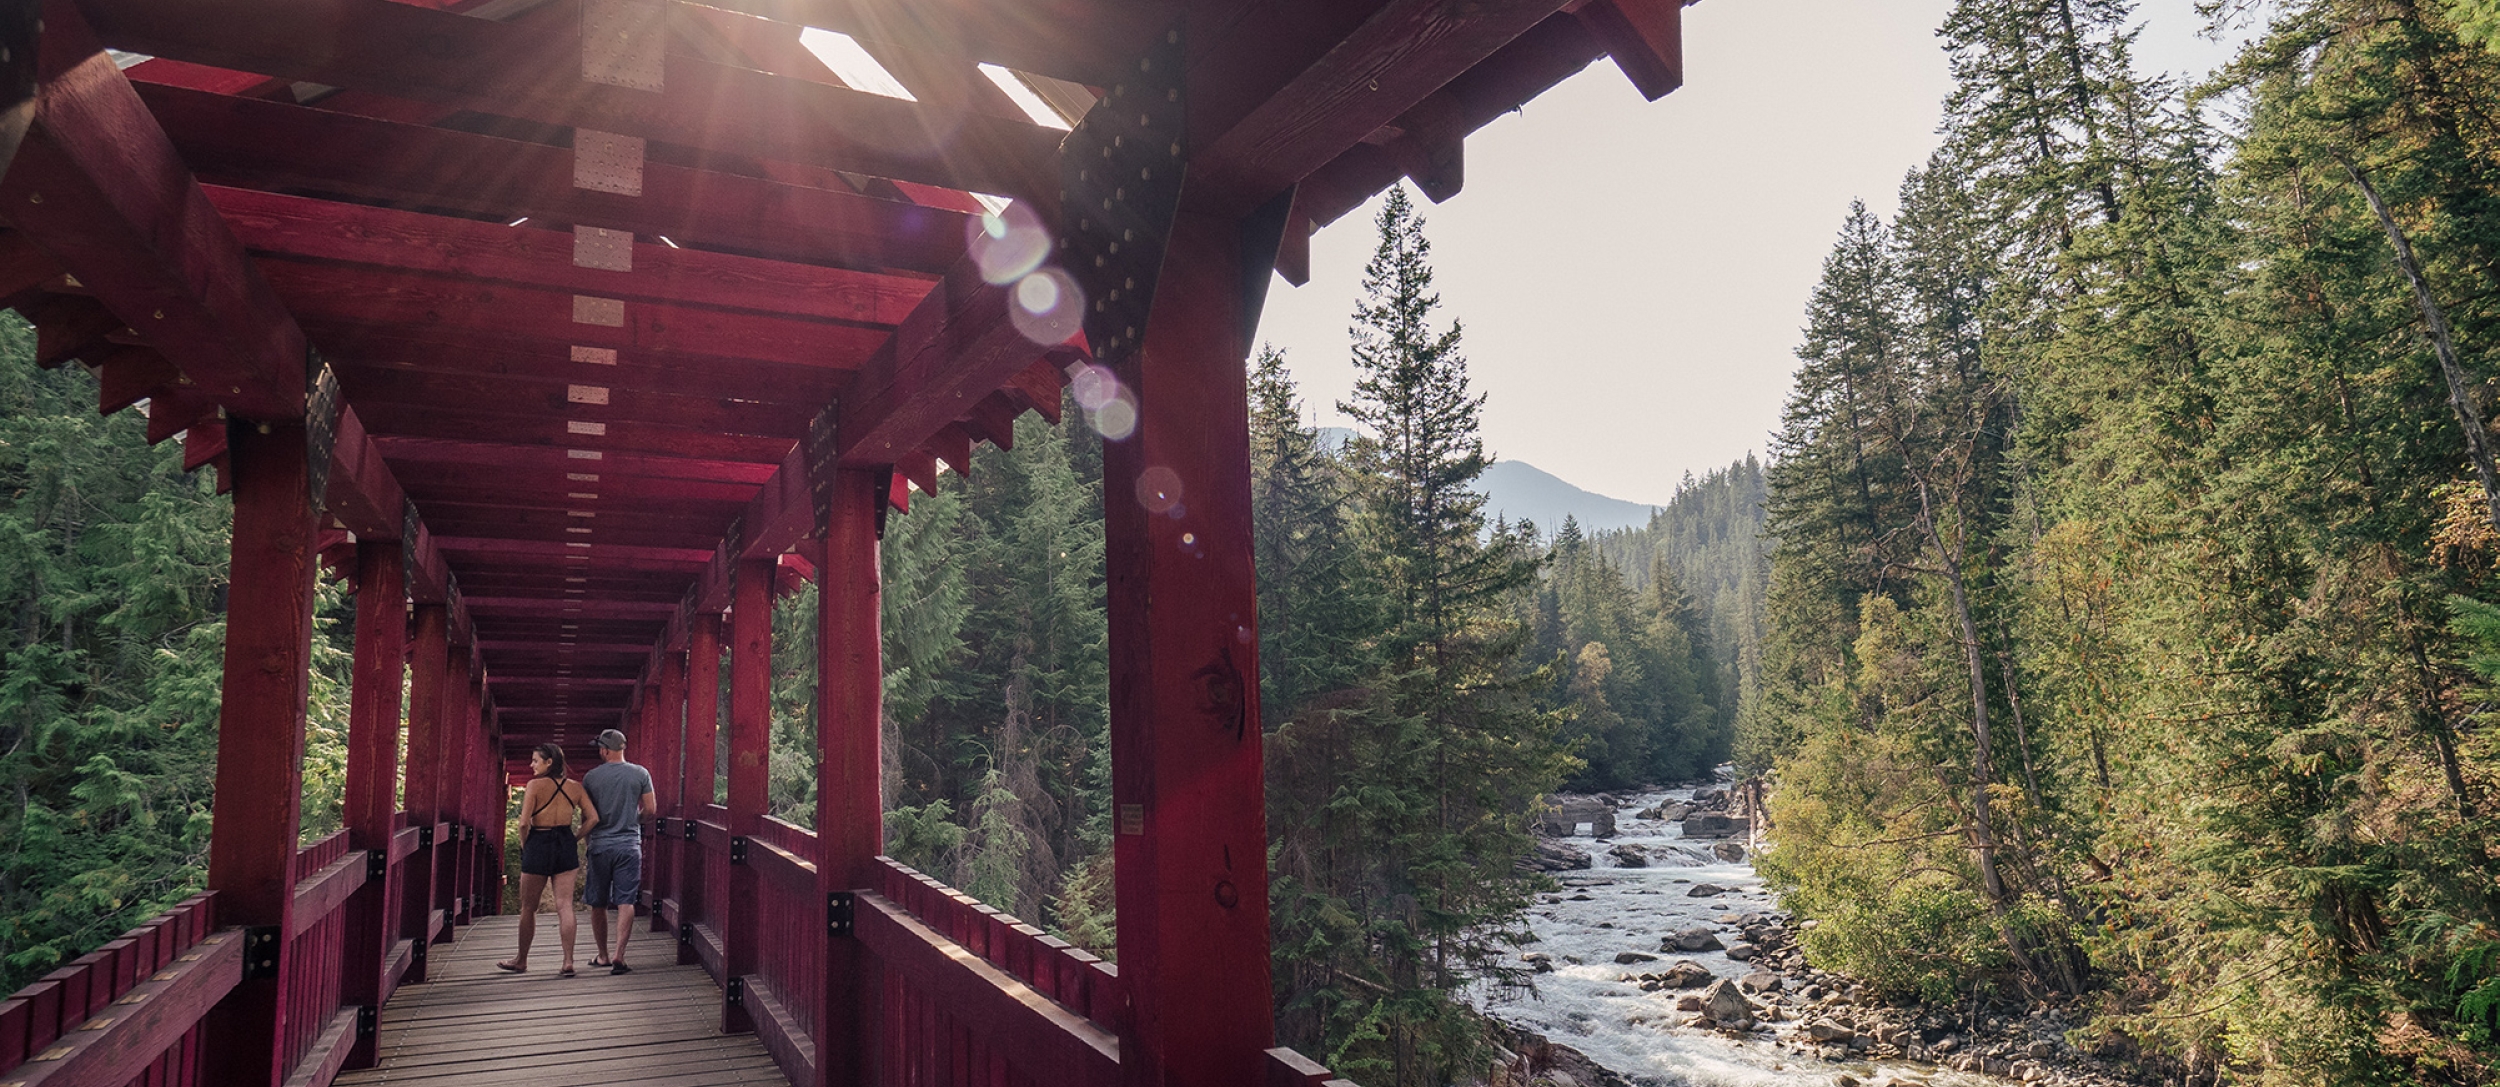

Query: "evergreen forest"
left=1746, top=0, right=2500, bottom=1082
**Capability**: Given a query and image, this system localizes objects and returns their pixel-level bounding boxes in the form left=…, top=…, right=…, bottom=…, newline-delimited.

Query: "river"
left=1469, top=787, right=2000, bottom=1087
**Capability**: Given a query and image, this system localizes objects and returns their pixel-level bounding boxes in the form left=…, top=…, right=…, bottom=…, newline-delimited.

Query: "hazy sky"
left=1252, top=0, right=2249, bottom=505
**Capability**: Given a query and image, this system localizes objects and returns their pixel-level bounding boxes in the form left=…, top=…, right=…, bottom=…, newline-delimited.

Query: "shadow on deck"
left=340, top=914, right=784, bottom=1087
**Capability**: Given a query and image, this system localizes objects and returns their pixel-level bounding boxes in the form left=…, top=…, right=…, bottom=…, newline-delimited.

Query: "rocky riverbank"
left=1475, top=787, right=2160, bottom=1087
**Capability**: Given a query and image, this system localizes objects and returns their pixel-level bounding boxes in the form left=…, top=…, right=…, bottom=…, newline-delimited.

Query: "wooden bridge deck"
left=338, top=915, right=785, bottom=1086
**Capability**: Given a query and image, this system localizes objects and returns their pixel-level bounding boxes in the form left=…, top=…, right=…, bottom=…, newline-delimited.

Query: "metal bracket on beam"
left=827, top=891, right=855, bottom=937
left=417, top=825, right=434, bottom=848
left=682, top=819, right=697, bottom=841
left=677, top=921, right=694, bottom=947
left=411, top=938, right=428, bottom=963
left=356, top=1005, right=378, bottom=1039
left=242, top=926, right=282, bottom=980
left=1057, top=21, right=1188, bottom=365
left=366, top=849, right=387, bottom=882
left=728, top=837, right=748, bottom=865
left=725, top=977, right=745, bottom=1007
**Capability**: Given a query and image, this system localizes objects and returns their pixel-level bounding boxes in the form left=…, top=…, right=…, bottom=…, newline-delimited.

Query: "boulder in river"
left=1665, top=927, right=1725, bottom=952
left=1657, top=960, right=1715, bottom=989
left=1607, top=844, right=1650, bottom=868
left=1712, top=840, right=1747, bottom=862
left=1682, top=813, right=1751, bottom=839
left=1700, top=978, right=1754, bottom=1025
left=1614, top=951, right=1658, bottom=965
left=1805, top=1019, right=1854, bottom=1043
left=1685, top=883, right=1728, bottom=898
left=1739, top=971, right=1783, bottom=994
left=1724, top=941, right=1757, bottom=962
left=1525, top=839, right=1592, bottom=872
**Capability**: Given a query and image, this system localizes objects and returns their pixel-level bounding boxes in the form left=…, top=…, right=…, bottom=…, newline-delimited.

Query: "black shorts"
left=520, top=827, right=579, bottom=876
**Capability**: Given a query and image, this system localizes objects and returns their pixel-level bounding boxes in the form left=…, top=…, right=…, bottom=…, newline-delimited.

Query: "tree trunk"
left=2341, top=153, right=2500, bottom=536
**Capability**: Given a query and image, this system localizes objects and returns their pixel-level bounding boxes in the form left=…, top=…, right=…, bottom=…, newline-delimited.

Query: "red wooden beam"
left=311, top=324, right=846, bottom=408
left=137, top=81, right=973, bottom=274
left=0, top=4, right=302, bottom=419
left=207, top=186, right=937, bottom=328
left=255, top=259, right=889, bottom=374
left=832, top=256, right=1060, bottom=466
left=340, top=540, right=406, bottom=1070
left=339, top=368, right=817, bottom=444
left=721, top=558, right=772, bottom=1031
left=87, top=0, right=1067, bottom=202
left=815, top=471, right=883, bottom=1084
left=690, top=0, right=1170, bottom=86
left=1102, top=209, right=1275, bottom=1086
left=374, top=435, right=781, bottom=486
left=1186, top=0, right=1573, bottom=216
left=201, top=422, right=318, bottom=1086
left=400, top=603, right=449, bottom=976
left=1577, top=0, right=1685, bottom=101
left=351, top=401, right=801, bottom=467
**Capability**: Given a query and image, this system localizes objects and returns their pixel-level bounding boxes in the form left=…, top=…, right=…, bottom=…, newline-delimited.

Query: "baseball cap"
left=596, top=728, right=628, bottom=750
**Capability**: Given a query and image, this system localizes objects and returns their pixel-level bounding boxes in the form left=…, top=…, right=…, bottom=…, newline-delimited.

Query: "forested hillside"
left=1592, top=457, right=1770, bottom=752
left=1748, top=0, right=2500, bottom=1082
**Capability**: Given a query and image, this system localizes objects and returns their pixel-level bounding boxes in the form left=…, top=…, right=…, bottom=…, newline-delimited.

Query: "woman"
left=498, top=742, right=597, bottom=977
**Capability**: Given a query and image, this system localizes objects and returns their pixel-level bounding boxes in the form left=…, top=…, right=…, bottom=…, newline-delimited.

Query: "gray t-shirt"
left=580, top=760, right=653, bottom=855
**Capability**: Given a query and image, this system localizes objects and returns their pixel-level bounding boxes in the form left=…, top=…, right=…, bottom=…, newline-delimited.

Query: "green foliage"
left=1758, top=0, right=2500, bottom=1080
left=0, top=316, right=231, bottom=993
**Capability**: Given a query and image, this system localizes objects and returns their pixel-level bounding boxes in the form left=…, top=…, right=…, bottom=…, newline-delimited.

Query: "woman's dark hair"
left=533, top=742, right=569, bottom=781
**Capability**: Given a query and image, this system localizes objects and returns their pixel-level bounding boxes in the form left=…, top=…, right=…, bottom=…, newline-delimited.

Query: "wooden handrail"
left=0, top=894, right=223, bottom=1086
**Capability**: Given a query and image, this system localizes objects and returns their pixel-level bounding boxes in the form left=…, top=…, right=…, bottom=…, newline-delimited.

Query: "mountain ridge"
left=1314, top=427, right=1661, bottom=534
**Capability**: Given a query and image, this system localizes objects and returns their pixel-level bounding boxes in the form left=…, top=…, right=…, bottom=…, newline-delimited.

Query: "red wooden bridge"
left=0, top=0, right=1688, bottom=1083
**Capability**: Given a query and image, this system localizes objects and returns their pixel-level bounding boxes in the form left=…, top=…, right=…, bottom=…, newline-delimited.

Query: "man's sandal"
left=495, top=960, right=526, bottom=973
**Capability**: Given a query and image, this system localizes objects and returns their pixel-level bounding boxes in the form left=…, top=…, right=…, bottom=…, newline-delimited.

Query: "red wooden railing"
left=0, top=893, right=224, bottom=1086
left=0, top=806, right=502, bottom=1087
left=673, top=814, right=1356, bottom=1087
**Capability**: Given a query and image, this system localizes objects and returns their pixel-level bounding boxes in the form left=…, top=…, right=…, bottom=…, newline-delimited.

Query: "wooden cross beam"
left=86, top=0, right=1067, bottom=204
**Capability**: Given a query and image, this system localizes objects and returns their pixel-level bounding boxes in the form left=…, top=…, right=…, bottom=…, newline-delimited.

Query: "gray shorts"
left=583, top=847, right=642, bottom=909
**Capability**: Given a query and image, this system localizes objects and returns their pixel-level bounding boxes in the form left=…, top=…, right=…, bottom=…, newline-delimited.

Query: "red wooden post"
left=1102, top=209, right=1278, bottom=1087
left=722, top=557, right=774, bottom=1033
left=341, top=540, right=405, bottom=1069
left=202, top=420, right=317, bottom=1087
left=479, top=712, right=505, bottom=915
left=439, top=649, right=473, bottom=927
left=401, top=604, right=448, bottom=971
left=817, top=471, right=884, bottom=1086
left=680, top=612, right=721, bottom=966
left=650, top=649, right=686, bottom=930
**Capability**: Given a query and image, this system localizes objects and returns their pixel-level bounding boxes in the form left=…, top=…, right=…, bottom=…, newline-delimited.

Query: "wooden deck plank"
left=337, top=915, right=780, bottom=1086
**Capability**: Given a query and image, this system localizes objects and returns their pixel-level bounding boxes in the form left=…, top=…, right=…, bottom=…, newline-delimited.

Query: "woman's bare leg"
left=501, top=872, right=547, bottom=970
left=552, top=869, right=580, bottom=971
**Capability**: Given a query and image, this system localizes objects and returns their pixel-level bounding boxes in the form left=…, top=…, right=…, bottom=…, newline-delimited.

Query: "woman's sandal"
left=495, top=960, right=526, bottom=973
left=558, top=965, right=577, bottom=978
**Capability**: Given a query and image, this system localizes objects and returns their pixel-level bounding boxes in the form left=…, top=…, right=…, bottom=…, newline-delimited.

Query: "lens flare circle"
left=968, top=202, right=1051, bottom=285
left=1135, top=465, right=1183, bottom=514
left=1090, top=387, right=1138, bottom=441
left=1009, top=268, right=1084, bottom=346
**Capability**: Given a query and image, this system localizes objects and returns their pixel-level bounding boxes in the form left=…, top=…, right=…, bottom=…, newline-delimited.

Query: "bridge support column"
left=1103, top=208, right=1279, bottom=1087
left=680, top=612, right=721, bottom=966
left=477, top=709, right=503, bottom=915
left=650, top=647, right=686, bottom=932
left=342, top=540, right=407, bottom=1069
left=401, top=604, right=449, bottom=975
left=721, top=557, right=774, bottom=1033
left=816, top=469, right=885, bottom=1086
left=439, top=650, right=473, bottom=928
left=202, top=420, right=318, bottom=1087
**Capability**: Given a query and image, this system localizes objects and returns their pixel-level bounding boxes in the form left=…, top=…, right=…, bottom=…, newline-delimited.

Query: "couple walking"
left=498, top=728, right=654, bottom=978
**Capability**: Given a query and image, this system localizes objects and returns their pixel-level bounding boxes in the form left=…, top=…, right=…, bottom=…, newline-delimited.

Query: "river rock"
left=1712, top=840, right=1747, bottom=862
left=1682, top=813, right=1751, bottom=838
left=1686, top=883, right=1728, bottom=898
left=1614, top=951, right=1658, bottom=965
left=1739, top=971, right=1782, bottom=994
left=1674, top=994, right=1704, bottom=1012
left=1608, top=843, right=1650, bottom=868
left=1805, top=1019, right=1854, bottom=1043
left=1700, top=978, right=1754, bottom=1024
left=1724, top=941, right=1757, bottom=962
left=1663, top=927, right=1724, bottom=952
left=1657, top=960, right=1715, bottom=988
left=1526, top=839, right=1593, bottom=871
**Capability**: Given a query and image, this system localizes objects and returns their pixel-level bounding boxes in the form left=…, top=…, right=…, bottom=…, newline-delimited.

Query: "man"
left=578, top=727, right=656, bottom=974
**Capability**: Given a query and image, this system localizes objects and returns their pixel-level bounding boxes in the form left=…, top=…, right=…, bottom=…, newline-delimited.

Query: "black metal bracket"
left=827, top=891, right=855, bottom=938
left=417, top=825, right=434, bottom=848
left=728, top=836, right=748, bottom=865
left=677, top=921, right=694, bottom=946
left=1056, top=20, right=1188, bottom=366
left=242, top=926, right=282, bottom=980
left=366, top=849, right=387, bottom=882
left=356, top=1005, right=378, bottom=1039
left=304, top=355, right=340, bottom=513
left=725, top=976, right=745, bottom=1007
left=682, top=819, right=697, bottom=841
left=411, top=938, right=428, bottom=963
